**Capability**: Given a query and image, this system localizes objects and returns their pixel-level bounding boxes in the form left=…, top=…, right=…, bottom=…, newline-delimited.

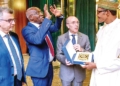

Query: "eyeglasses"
left=0, top=19, right=15, bottom=23
left=97, top=10, right=107, bottom=14
left=67, top=21, right=79, bottom=24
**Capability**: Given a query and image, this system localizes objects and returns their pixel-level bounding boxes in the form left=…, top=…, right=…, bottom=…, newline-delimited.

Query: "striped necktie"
left=45, top=34, right=54, bottom=57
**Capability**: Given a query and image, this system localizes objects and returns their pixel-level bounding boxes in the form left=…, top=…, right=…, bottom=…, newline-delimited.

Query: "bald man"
left=22, top=4, right=63, bottom=86
left=56, top=16, right=91, bottom=86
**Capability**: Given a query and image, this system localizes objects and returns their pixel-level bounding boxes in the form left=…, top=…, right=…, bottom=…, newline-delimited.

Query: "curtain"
left=27, top=0, right=96, bottom=51
left=75, top=0, right=96, bottom=51
left=28, top=0, right=46, bottom=11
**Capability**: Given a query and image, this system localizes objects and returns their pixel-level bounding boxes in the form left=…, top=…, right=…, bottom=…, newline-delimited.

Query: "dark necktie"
left=45, top=34, right=54, bottom=57
left=5, top=35, right=22, bottom=80
left=71, top=34, right=76, bottom=44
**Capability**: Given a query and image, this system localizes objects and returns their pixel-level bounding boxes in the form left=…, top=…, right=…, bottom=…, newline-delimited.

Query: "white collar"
left=69, top=31, right=77, bottom=36
left=0, top=31, right=8, bottom=38
left=30, top=22, right=40, bottom=29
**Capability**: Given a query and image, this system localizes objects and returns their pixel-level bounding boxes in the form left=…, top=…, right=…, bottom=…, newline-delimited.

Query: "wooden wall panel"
left=14, top=10, right=27, bottom=53
left=13, top=0, right=27, bottom=54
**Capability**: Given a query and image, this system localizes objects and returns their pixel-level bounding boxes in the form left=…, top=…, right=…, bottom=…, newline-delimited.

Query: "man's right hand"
left=44, top=4, right=51, bottom=19
left=65, top=59, right=73, bottom=66
left=81, top=62, right=96, bottom=70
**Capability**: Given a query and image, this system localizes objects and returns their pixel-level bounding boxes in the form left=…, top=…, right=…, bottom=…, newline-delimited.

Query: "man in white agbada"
left=82, top=0, right=120, bottom=86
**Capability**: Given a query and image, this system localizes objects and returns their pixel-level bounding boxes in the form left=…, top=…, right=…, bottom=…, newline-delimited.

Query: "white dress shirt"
left=69, top=31, right=78, bottom=44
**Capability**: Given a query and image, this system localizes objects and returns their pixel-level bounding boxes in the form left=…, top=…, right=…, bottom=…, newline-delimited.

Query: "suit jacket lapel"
left=65, top=31, right=70, bottom=42
left=9, top=33, right=23, bottom=62
left=9, top=33, right=20, bottom=50
left=77, top=32, right=83, bottom=45
left=0, top=35, right=13, bottom=66
left=0, top=35, right=8, bottom=51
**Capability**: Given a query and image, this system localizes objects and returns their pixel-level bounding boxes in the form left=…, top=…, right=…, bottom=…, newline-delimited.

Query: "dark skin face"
left=27, top=7, right=44, bottom=24
left=97, top=7, right=117, bottom=24
left=26, top=4, right=62, bottom=24
left=97, top=8, right=108, bottom=23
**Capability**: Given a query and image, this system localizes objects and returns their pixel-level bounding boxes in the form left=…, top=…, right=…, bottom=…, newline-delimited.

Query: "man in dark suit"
left=56, top=16, right=91, bottom=86
left=0, top=7, right=26, bottom=86
left=22, top=4, right=63, bottom=86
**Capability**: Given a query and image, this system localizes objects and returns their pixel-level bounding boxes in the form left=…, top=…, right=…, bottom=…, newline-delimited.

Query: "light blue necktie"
left=6, top=35, right=22, bottom=80
left=71, top=34, right=76, bottom=44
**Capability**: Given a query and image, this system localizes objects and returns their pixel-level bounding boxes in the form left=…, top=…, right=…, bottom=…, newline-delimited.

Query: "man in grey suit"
left=56, top=16, right=91, bottom=86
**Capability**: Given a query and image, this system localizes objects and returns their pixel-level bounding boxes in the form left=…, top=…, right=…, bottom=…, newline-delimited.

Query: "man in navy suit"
left=22, top=4, right=63, bottom=86
left=0, top=7, right=26, bottom=86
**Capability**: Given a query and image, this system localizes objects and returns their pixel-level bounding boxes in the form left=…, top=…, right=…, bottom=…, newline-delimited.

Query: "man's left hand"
left=22, top=82, right=26, bottom=86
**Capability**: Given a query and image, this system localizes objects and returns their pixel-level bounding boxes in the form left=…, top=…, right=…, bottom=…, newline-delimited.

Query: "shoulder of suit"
left=78, top=32, right=88, bottom=37
left=9, top=31, right=17, bottom=36
left=59, top=32, right=68, bottom=37
left=9, top=31, right=18, bottom=38
left=22, top=22, right=38, bottom=31
left=57, top=32, right=68, bottom=39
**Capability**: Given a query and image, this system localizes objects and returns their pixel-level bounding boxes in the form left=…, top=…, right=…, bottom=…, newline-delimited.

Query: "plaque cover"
left=62, top=40, right=93, bottom=65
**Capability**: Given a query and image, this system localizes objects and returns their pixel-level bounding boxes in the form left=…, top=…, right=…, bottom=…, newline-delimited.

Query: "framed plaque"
left=62, top=40, right=93, bottom=65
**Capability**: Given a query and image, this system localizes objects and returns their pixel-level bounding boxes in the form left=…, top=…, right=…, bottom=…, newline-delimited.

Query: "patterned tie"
left=71, top=34, right=76, bottom=44
left=45, top=34, right=54, bottom=57
left=5, top=35, right=22, bottom=80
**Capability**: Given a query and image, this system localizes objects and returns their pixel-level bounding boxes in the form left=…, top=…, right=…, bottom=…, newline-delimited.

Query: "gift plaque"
left=73, top=52, right=93, bottom=65
left=62, top=40, right=93, bottom=65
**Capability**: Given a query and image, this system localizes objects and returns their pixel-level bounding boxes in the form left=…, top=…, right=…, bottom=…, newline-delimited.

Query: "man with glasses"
left=56, top=16, right=91, bottom=86
left=82, top=0, right=120, bottom=86
left=0, top=7, right=26, bottom=86
left=22, top=4, right=63, bottom=86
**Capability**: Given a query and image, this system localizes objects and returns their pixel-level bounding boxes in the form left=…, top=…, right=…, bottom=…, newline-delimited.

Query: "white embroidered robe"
left=90, top=18, right=120, bottom=86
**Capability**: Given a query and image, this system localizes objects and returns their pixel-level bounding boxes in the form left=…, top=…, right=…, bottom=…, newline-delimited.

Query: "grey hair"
left=0, top=7, right=13, bottom=19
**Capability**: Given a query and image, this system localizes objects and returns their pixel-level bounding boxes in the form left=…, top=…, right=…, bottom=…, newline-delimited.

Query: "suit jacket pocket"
left=0, top=76, right=4, bottom=83
left=28, top=56, right=43, bottom=70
